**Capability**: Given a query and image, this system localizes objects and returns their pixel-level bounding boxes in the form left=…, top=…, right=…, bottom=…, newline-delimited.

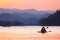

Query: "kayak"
left=37, top=31, right=47, bottom=33
left=37, top=31, right=51, bottom=33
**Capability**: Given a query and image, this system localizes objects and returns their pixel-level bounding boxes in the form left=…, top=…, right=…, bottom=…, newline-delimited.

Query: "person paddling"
left=40, top=26, right=47, bottom=33
left=37, top=26, right=51, bottom=33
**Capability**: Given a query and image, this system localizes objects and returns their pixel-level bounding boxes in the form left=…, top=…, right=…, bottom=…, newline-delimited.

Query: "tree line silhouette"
left=39, top=9, right=60, bottom=26
left=0, top=21, right=23, bottom=27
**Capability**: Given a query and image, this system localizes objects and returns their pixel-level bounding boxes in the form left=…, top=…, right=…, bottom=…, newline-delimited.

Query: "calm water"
left=0, top=26, right=60, bottom=40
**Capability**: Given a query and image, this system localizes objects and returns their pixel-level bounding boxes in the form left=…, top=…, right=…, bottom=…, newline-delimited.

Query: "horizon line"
left=0, top=8, right=59, bottom=11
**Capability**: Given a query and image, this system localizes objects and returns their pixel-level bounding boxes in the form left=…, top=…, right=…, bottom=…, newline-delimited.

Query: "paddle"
left=37, top=26, right=52, bottom=33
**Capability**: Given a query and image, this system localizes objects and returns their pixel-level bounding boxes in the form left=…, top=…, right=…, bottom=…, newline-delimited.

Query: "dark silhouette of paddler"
left=37, top=25, right=51, bottom=33
left=40, top=26, right=47, bottom=33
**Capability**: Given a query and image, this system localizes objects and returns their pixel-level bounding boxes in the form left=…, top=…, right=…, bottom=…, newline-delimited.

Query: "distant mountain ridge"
left=0, top=8, right=54, bottom=25
left=0, top=8, right=54, bottom=14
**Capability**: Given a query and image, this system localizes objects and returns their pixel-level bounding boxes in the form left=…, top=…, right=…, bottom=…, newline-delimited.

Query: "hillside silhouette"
left=0, top=8, right=54, bottom=26
left=39, top=9, right=60, bottom=26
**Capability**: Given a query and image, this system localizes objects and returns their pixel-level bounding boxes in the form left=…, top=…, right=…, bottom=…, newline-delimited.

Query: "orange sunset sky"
left=0, top=0, right=60, bottom=10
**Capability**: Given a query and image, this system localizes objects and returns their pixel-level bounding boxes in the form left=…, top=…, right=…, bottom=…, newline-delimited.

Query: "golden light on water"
left=0, top=26, right=60, bottom=40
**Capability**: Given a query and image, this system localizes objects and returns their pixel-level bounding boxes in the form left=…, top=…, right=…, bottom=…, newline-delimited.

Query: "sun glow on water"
left=0, top=26, right=60, bottom=40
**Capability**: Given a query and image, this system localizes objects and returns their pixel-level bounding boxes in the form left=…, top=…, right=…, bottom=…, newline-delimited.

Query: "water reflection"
left=0, top=26, right=60, bottom=40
